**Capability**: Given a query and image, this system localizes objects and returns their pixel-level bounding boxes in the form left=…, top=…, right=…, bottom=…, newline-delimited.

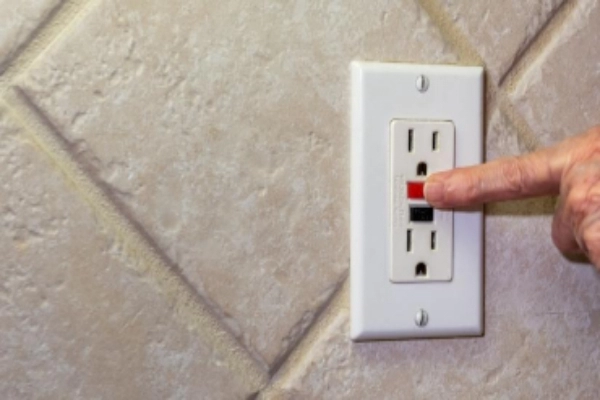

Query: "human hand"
left=424, top=127, right=600, bottom=270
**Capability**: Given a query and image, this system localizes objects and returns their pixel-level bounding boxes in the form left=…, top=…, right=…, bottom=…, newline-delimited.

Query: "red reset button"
left=407, top=181, right=425, bottom=200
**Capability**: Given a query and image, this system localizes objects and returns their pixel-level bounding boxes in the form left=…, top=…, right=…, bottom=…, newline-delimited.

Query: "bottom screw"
left=415, top=309, right=429, bottom=327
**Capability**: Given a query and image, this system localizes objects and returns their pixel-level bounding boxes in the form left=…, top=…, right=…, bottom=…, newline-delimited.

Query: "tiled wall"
left=2, top=0, right=600, bottom=398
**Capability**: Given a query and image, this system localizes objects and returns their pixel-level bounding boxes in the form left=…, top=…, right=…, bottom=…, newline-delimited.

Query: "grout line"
left=0, top=0, right=353, bottom=385
left=256, top=277, right=350, bottom=399
left=497, top=94, right=542, bottom=152
left=416, top=0, right=498, bottom=153
left=416, top=0, right=543, bottom=154
left=416, top=0, right=484, bottom=66
left=501, top=0, right=578, bottom=93
left=1, top=89, right=269, bottom=392
left=0, top=0, right=567, bottom=393
left=0, top=0, right=96, bottom=95
left=267, top=270, right=349, bottom=376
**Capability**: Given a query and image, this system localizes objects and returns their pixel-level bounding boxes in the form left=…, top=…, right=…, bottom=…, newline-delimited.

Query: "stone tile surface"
left=261, top=110, right=600, bottom=400
left=439, top=0, right=565, bottom=83
left=0, top=0, right=63, bottom=73
left=265, top=111, right=600, bottom=398
left=511, top=0, right=600, bottom=146
left=485, top=111, right=600, bottom=317
left=0, top=111, right=252, bottom=399
left=267, top=306, right=600, bottom=399
left=18, top=0, right=457, bottom=365
left=5, top=0, right=600, bottom=396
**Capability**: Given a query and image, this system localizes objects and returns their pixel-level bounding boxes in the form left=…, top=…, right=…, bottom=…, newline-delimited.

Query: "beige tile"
left=486, top=109, right=528, bottom=161
left=0, top=0, right=63, bottom=73
left=510, top=0, right=600, bottom=146
left=17, top=0, right=457, bottom=365
left=486, top=110, right=600, bottom=317
left=265, top=111, right=600, bottom=398
left=486, top=198, right=600, bottom=317
left=0, top=111, right=254, bottom=399
left=267, top=304, right=600, bottom=399
left=439, top=0, right=565, bottom=84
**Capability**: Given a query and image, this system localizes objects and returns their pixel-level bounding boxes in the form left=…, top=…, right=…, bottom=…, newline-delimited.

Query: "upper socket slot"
left=407, top=128, right=440, bottom=153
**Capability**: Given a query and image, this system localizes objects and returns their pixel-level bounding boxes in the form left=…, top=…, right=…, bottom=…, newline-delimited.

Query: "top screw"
left=416, top=74, right=429, bottom=93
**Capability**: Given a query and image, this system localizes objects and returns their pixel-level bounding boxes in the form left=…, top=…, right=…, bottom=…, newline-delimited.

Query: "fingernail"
left=424, top=181, right=444, bottom=204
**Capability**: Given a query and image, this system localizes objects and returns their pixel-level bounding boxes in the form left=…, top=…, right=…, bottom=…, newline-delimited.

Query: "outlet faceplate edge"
left=350, top=62, right=484, bottom=341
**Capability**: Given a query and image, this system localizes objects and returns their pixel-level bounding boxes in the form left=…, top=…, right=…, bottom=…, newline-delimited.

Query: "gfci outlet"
left=350, top=62, right=484, bottom=341
left=390, top=120, right=454, bottom=283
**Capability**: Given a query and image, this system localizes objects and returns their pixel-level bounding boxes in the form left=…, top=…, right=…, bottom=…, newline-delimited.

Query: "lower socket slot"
left=415, top=262, right=427, bottom=277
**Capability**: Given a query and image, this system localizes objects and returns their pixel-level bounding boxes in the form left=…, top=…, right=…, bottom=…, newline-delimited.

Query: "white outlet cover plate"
left=350, top=62, right=484, bottom=340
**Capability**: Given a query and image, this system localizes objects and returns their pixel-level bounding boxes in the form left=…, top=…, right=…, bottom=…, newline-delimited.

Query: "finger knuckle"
left=463, top=174, right=482, bottom=203
left=566, top=186, right=591, bottom=218
left=500, top=159, right=527, bottom=194
left=580, top=225, right=600, bottom=257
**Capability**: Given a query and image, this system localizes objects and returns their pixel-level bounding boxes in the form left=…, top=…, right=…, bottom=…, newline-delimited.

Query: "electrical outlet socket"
left=350, top=62, right=484, bottom=341
left=390, top=119, right=454, bottom=283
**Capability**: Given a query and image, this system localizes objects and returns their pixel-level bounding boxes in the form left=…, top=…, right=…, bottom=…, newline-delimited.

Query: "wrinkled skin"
left=425, top=126, right=600, bottom=270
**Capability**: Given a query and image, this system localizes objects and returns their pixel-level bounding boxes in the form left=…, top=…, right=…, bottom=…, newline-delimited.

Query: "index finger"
left=424, top=141, right=571, bottom=208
